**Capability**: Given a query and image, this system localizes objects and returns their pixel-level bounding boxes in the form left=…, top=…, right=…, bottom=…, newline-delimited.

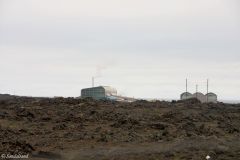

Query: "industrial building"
left=180, top=79, right=218, bottom=103
left=81, top=86, right=117, bottom=100
left=81, top=86, right=136, bottom=102
left=180, top=92, right=217, bottom=103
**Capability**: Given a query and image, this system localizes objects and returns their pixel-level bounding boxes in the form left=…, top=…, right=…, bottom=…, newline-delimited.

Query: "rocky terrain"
left=0, top=95, right=239, bottom=160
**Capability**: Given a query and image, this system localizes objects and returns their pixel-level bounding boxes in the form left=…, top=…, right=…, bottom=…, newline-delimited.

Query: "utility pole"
left=186, top=78, right=188, bottom=93
left=207, top=79, right=209, bottom=103
left=186, top=78, right=188, bottom=98
left=196, top=84, right=198, bottom=99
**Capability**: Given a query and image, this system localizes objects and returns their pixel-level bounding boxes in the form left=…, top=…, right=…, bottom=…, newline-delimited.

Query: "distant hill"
left=0, top=94, right=16, bottom=101
left=221, top=100, right=240, bottom=104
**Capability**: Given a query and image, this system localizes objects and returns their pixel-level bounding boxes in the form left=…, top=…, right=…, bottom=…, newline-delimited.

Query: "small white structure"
left=206, top=92, right=217, bottom=103
left=180, top=92, right=193, bottom=100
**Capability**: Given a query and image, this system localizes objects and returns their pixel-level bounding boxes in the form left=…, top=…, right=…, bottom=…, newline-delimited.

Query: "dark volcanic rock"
left=0, top=96, right=239, bottom=160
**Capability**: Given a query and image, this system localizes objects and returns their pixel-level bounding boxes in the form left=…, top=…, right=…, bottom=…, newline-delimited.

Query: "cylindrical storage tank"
left=206, top=93, right=217, bottom=103
left=192, top=92, right=206, bottom=103
left=180, top=92, right=193, bottom=100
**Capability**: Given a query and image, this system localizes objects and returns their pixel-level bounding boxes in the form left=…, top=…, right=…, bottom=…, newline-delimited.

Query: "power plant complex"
left=81, top=78, right=218, bottom=103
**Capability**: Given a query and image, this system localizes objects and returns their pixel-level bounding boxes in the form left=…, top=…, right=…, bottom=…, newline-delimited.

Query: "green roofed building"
left=81, top=86, right=117, bottom=100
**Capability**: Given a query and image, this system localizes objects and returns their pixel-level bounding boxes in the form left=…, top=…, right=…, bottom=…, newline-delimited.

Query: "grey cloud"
left=0, top=0, right=239, bottom=99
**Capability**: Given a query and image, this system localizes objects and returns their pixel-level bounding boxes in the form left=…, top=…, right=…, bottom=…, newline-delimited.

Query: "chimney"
left=92, top=77, right=94, bottom=87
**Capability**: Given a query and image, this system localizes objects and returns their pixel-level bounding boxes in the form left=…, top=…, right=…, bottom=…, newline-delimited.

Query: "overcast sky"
left=0, top=0, right=239, bottom=100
